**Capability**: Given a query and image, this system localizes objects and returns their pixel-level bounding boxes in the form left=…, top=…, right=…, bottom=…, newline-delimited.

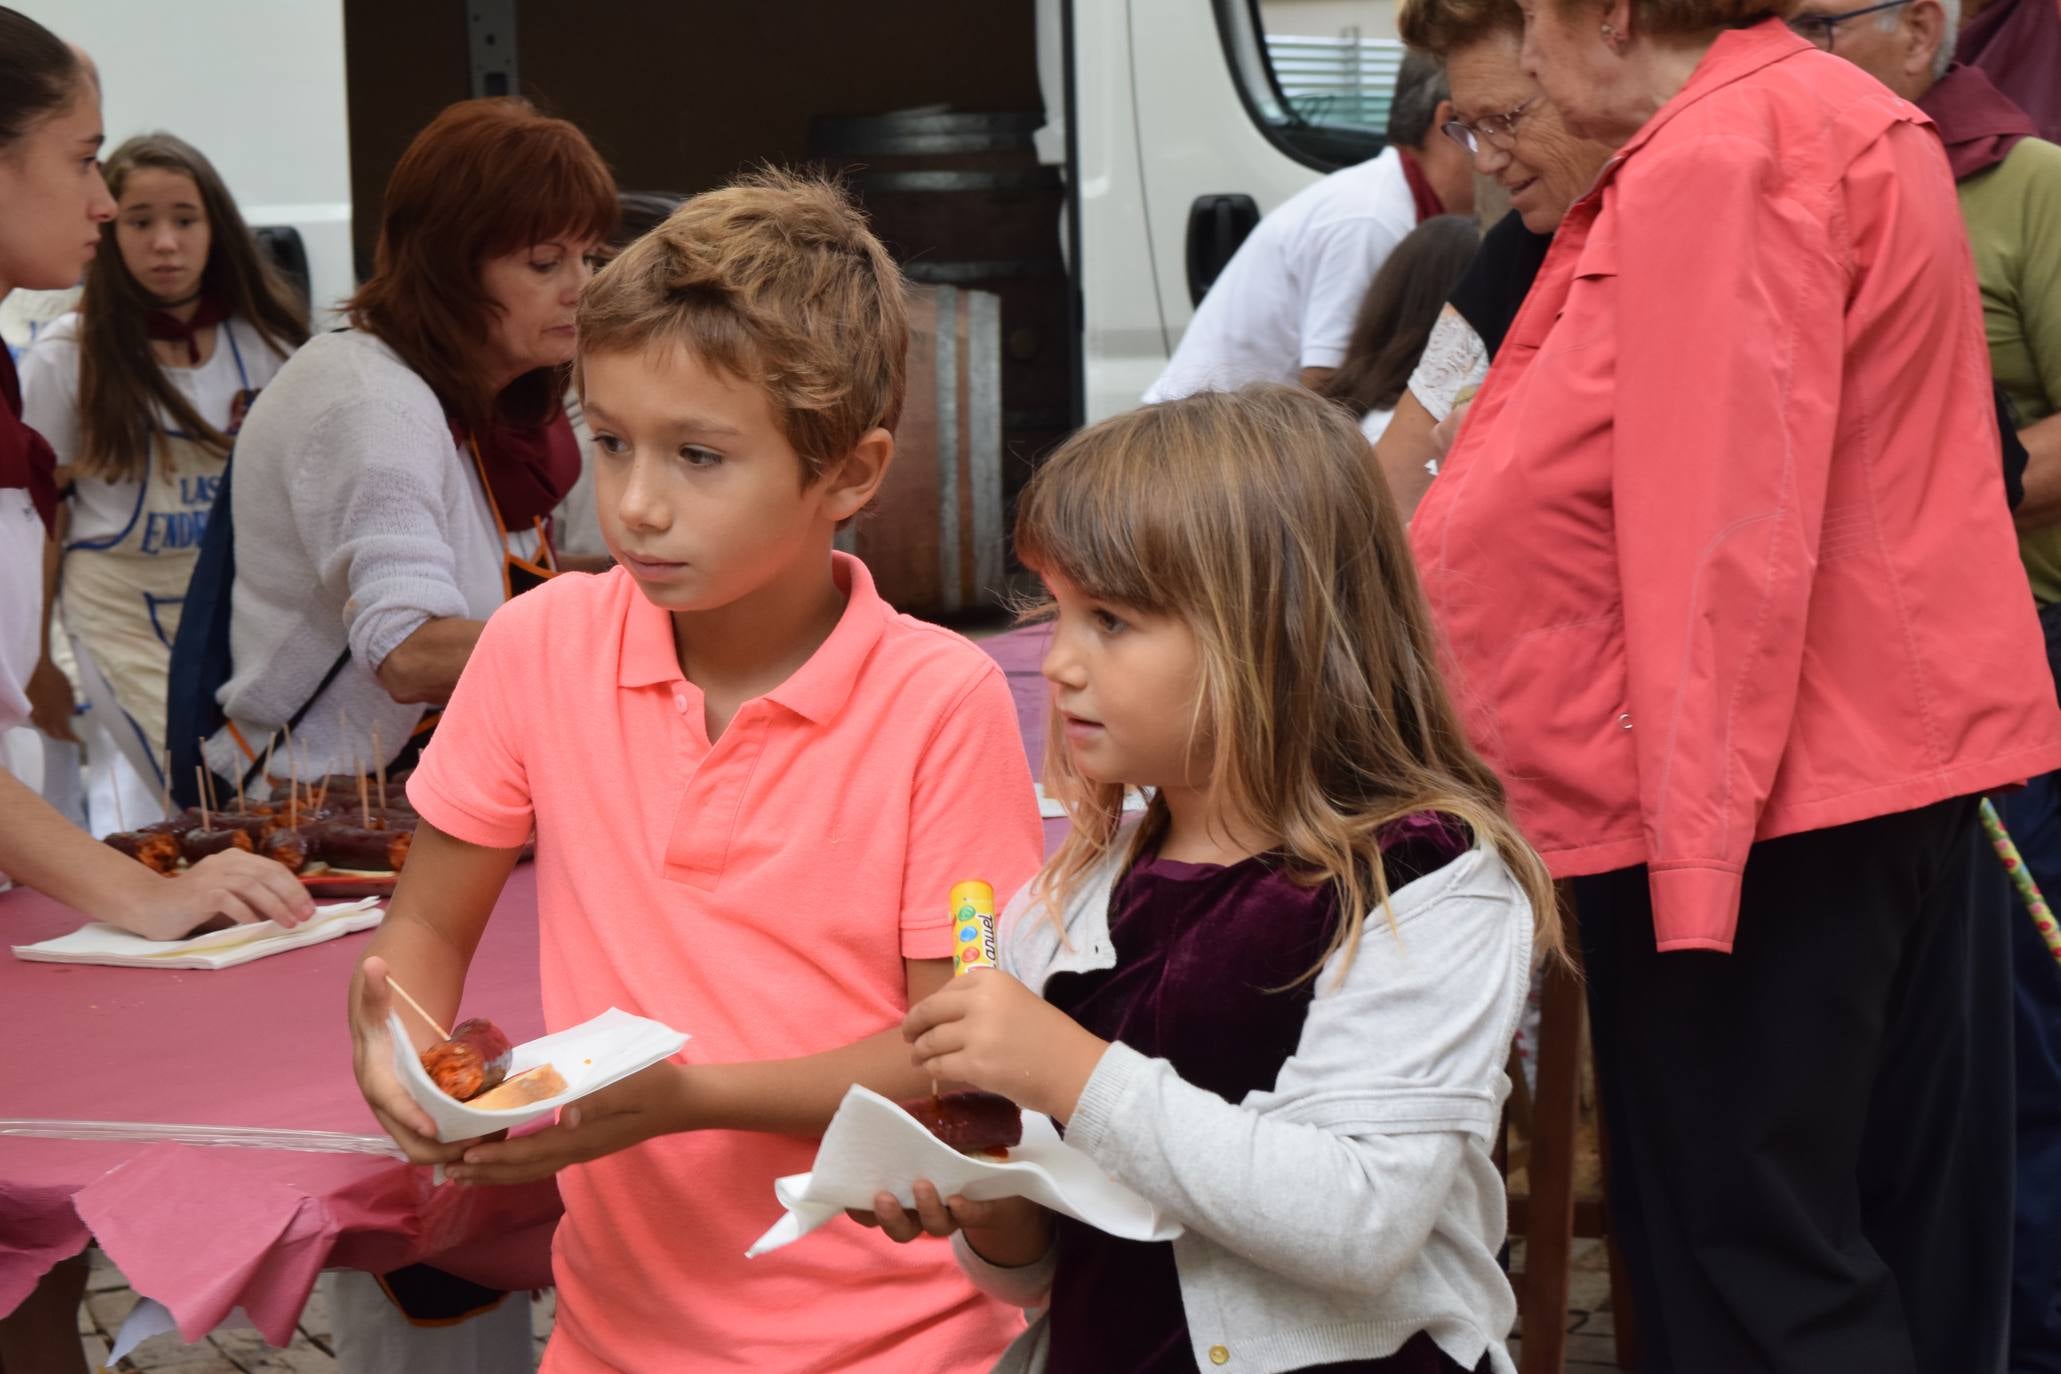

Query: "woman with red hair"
left=202, top=98, right=616, bottom=790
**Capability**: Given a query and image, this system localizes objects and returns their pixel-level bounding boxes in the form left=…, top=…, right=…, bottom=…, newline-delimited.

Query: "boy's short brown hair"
left=575, top=168, right=909, bottom=482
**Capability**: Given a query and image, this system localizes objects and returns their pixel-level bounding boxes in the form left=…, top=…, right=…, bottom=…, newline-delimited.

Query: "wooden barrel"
left=841, top=283, right=1006, bottom=617
left=809, top=111, right=1071, bottom=508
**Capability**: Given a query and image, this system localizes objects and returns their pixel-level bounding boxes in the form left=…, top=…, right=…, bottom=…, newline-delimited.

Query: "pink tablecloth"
left=0, top=864, right=560, bottom=1343
left=0, top=625, right=1058, bottom=1344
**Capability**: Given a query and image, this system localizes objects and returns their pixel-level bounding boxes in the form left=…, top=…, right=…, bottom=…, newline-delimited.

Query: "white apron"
left=61, top=329, right=254, bottom=788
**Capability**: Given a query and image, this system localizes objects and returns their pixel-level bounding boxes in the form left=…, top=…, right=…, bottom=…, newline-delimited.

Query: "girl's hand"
left=447, top=1061, right=687, bottom=1185
left=1429, top=393, right=1475, bottom=460
left=902, top=970, right=1109, bottom=1124
left=109, top=848, right=315, bottom=941
left=25, top=657, right=76, bottom=743
left=848, top=1180, right=1054, bottom=1266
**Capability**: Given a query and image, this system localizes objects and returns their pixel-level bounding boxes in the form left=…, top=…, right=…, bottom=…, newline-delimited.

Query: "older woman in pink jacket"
left=1407, top=0, right=2061, bottom=1367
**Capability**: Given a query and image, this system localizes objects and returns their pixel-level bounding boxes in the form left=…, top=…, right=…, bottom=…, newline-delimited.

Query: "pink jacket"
left=1411, top=21, right=2061, bottom=952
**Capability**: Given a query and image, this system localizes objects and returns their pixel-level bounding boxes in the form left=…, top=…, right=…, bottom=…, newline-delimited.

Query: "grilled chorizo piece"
left=180, top=828, right=254, bottom=862
left=420, top=1018, right=513, bottom=1101
left=104, top=830, right=182, bottom=874
left=900, top=1090, right=1023, bottom=1152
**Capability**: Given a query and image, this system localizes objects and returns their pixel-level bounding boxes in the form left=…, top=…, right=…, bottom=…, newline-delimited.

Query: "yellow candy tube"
left=950, top=880, right=999, bottom=976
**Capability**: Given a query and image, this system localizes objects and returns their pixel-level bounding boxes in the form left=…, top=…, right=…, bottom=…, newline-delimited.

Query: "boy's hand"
left=446, top=1060, right=686, bottom=1185
left=848, top=1180, right=1054, bottom=1265
left=350, top=956, right=473, bottom=1165
left=902, top=971, right=1109, bottom=1124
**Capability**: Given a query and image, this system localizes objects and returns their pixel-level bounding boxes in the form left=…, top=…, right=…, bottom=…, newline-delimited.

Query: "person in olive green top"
left=1795, top=1, right=2061, bottom=1366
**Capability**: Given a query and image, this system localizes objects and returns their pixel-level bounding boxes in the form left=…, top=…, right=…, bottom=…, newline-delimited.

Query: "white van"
left=16, top=0, right=1402, bottom=434
left=1065, top=0, right=1405, bottom=420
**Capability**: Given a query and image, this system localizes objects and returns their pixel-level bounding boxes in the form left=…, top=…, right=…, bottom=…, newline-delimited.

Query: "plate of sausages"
left=101, top=780, right=419, bottom=895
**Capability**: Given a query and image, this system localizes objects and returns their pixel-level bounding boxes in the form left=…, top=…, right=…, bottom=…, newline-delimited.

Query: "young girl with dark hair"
left=23, top=132, right=307, bottom=810
left=1319, top=215, right=1482, bottom=443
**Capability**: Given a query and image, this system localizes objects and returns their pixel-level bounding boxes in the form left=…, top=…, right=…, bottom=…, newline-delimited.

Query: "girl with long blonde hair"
left=858, top=383, right=1559, bottom=1374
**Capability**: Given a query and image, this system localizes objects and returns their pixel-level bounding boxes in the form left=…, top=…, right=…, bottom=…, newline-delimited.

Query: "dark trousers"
left=1996, top=773, right=2061, bottom=1373
left=1573, top=796, right=2015, bottom=1374
left=1998, top=598, right=2061, bottom=1373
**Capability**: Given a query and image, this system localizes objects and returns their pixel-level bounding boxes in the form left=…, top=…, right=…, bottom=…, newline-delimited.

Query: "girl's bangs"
left=1013, top=424, right=1186, bottom=613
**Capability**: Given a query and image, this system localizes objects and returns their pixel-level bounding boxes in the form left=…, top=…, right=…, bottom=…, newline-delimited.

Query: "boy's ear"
left=820, top=426, right=895, bottom=523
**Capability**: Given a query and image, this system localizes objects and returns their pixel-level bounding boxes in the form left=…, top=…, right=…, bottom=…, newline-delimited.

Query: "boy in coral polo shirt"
left=347, top=171, right=1043, bottom=1372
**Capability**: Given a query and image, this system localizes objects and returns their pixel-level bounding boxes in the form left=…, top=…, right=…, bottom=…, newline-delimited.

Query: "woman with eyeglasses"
left=1402, top=0, right=2061, bottom=1363
left=1375, top=0, right=1615, bottom=514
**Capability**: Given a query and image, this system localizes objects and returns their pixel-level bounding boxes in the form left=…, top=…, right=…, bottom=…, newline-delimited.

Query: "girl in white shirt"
left=22, top=131, right=305, bottom=805
left=855, top=384, right=1563, bottom=1373
left=1315, top=215, right=1480, bottom=448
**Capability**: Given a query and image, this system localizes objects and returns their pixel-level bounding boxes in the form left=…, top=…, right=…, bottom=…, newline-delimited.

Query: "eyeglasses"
left=1441, top=98, right=1539, bottom=155
left=1786, top=0, right=1914, bottom=49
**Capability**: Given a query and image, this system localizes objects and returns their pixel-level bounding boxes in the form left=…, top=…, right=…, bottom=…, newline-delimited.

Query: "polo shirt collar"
left=1607, top=20, right=1813, bottom=170
left=614, top=552, right=888, bottom=724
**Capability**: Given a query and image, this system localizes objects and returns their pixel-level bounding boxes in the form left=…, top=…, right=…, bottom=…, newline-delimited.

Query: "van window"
left=1216, top=0, right=1404, bottom=170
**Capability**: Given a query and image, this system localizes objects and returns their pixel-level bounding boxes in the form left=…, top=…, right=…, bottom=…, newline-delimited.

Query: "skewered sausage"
left=260, top=827, right=311, bottom=873
left=310, top=824, right=410, bottom=872
left=103, top=830, right=181, bottom=874
left=900, top=1090, right=1023, bottom=1153
left=420, top=1018, right=513, bottom=1101
left=180, top=828, right=254, bottom=861
left=208, top=812, right=281, bottom=842
left=142, top=809, right=205, bottom=838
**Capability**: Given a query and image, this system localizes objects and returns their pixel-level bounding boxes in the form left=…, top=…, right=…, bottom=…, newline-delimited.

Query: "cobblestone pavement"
left=73, top=1250, right=552, bottom=1373
left=74, top=1240, right=1626, bottom=1372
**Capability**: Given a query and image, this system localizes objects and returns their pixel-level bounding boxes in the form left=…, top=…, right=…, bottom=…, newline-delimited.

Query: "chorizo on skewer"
left=420, top=1018, right=513, bottom=1101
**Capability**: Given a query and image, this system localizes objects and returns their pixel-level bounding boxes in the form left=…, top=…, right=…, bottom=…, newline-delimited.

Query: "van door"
left=1059, top=0, right=1402, bottom=420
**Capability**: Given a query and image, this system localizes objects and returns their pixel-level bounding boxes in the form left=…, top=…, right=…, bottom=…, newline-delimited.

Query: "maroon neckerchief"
left=1398, top=147, right=1446, bottom=222
left=145, top=292, right=234, bottom=365
left=1919, top=63, right=2040, bottom=181
left=1955, top=0, right=2061, bottom=143
left=445, top=407, right=582, bottom=529
left=0, top=347, right=58, bottom=534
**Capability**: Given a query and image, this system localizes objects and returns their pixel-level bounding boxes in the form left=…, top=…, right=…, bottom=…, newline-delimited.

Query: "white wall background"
left=17, top=0, right=355, bottom=325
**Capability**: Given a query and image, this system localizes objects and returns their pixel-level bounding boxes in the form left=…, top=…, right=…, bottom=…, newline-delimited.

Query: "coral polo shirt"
left=409, top=555, right=1044, bottom=1372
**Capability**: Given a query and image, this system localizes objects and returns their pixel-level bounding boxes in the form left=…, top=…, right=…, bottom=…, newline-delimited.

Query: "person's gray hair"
left=1881, top=0, right=1960, bottom=79
left=1386, top=50, right=1451, bottom=150
left=1930, top=0, right=1959, bottom=76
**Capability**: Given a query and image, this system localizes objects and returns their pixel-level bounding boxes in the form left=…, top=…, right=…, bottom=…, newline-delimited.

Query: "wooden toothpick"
left=197, top=741, right=218, bottom=814
left=195, top=768, right=212, bottom=831
left=384, top=975, right=451, bottom=1042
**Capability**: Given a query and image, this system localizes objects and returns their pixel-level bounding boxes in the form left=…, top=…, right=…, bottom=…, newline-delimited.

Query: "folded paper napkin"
left=392, top=1007, right=689, bottom=1143
left=11, top=897, right=383, bottom=970
left=746, top=1085, right=1183, bottom=1257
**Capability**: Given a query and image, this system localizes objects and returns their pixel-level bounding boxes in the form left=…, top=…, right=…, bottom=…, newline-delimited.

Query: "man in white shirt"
left=1145, top=52, right=1476, bottom=402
